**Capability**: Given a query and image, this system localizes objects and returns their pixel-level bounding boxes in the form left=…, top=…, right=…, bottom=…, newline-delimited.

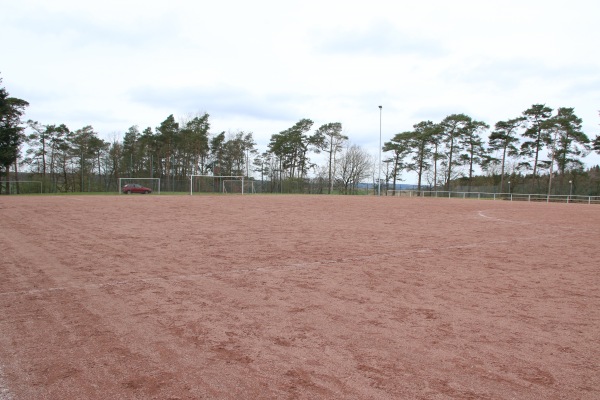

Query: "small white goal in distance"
left=189, top=175, right=247, bottom=195
left=0, top=181, right=42, bottom=194
left=118, top=178, right=160, bottom=194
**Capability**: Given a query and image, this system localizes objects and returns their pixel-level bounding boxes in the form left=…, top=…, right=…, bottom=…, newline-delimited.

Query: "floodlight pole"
left=173, top=155, right=176, bottom=193
left=569, top=180, right=573, bottom=203
left=378, top=105, right=382, bottom=196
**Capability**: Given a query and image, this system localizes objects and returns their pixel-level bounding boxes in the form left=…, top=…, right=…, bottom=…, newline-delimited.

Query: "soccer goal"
left=0, top=181, right=42, bottom=194
left=118, top=178, right=160, bottom=194
left=189, top=175, right=249, bottom=195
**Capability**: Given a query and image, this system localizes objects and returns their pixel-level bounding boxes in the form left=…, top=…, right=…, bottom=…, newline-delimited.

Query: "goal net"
left=189, top=175, right=251, bottom=195
left=118, top=178, right=160, bottom=194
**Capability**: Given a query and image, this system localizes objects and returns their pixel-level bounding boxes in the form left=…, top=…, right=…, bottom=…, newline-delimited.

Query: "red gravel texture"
left=0, top=195, right=598, bottom=399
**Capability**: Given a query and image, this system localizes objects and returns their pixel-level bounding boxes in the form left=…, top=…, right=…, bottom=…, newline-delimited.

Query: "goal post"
left=189, top=175, right=246, bottom=195
left=118, top=178, right=160, bottom=194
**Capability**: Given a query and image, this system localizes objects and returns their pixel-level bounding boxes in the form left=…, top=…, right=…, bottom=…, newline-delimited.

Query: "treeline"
left=22, top=113, right=253, bottom=193
left=17, top=114, right=372, bottom=194
left=3, top=76, right=600, bottom=195
left=381, top=106, right=600, bottom=195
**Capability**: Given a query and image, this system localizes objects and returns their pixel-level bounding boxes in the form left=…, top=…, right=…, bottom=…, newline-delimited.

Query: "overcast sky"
left=2, top=0, right=599, bottom=181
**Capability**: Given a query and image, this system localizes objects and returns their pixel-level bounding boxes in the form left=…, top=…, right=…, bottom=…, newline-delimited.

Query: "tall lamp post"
left=378, top=105, right=382, bottom=196
left=569, top=180, right=573, bottom=203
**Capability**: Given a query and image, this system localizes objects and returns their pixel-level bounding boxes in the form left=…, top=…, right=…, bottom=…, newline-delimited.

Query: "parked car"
left=122, top=183, right=152, bottom=194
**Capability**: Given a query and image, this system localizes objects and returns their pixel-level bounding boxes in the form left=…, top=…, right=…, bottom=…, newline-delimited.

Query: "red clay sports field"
left=0, top=195, right=598, bottom=399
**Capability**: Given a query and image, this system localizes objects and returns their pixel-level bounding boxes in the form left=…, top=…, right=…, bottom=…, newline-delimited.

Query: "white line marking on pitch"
left=478, top=210, right=493, bottom=219
left=477, top=210, right=531, bottom=225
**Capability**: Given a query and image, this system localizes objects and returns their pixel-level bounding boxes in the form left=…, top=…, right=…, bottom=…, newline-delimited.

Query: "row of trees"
left=2, top=71, right=371, bottom=193
left=2, top=75, right=600, bottom=195
left=16, top=112, right=371, bottom=194
left=21, top=114, right=254, bottom=193
left=383, top=105, right=600, bottom=195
